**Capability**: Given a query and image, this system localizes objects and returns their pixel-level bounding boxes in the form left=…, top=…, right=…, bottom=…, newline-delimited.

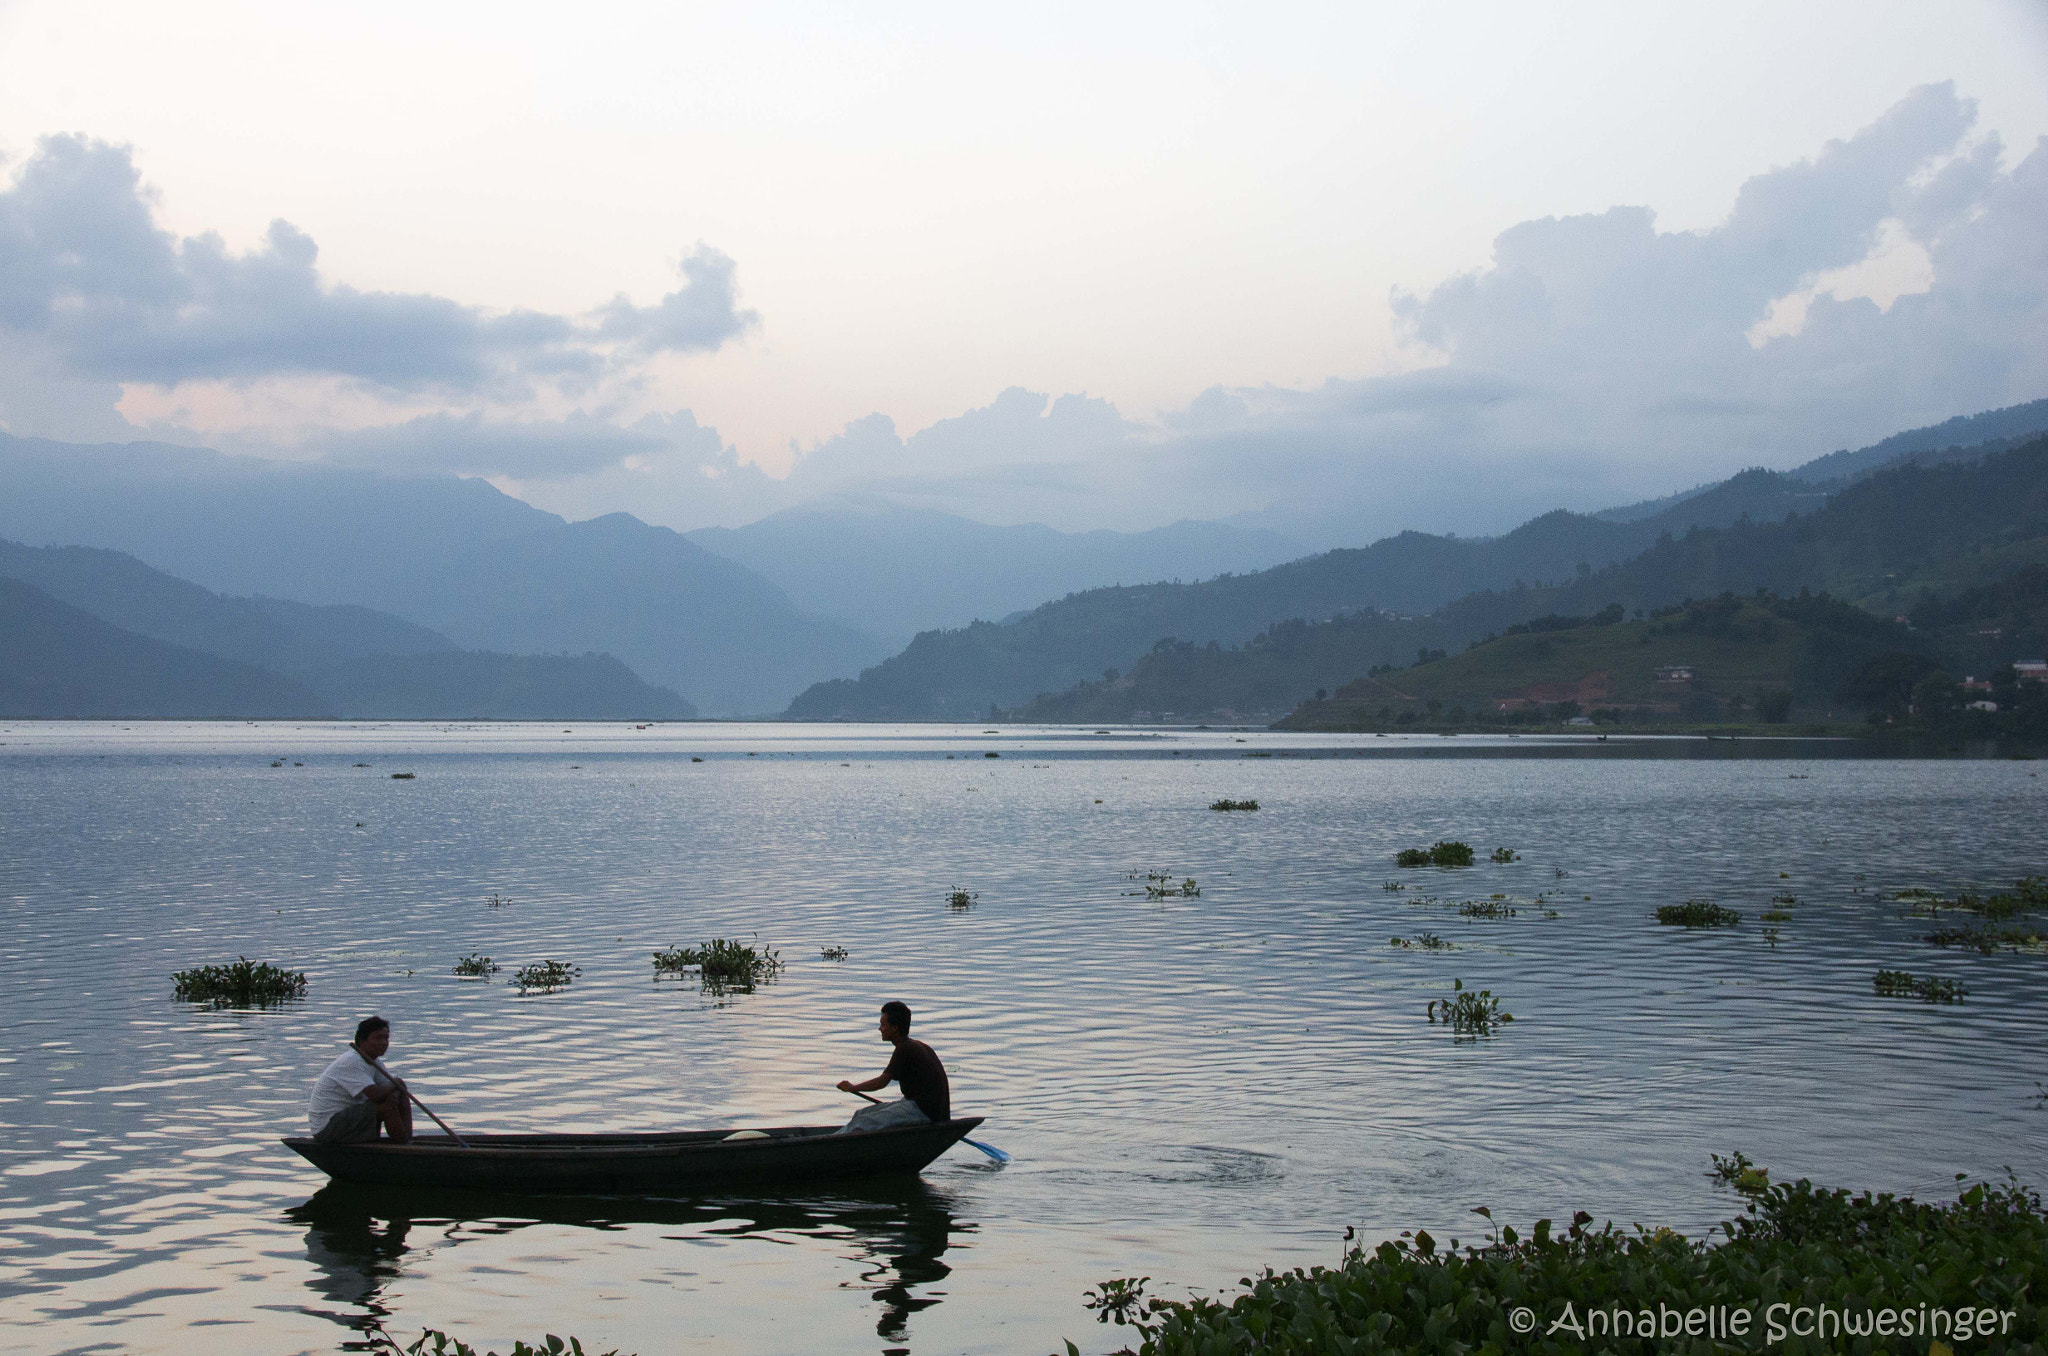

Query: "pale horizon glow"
left=2, top=0, right=2046, bottom=540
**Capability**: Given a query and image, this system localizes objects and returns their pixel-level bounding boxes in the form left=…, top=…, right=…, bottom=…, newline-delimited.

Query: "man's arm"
left=836, top=1072, right=890, bottom=1094
left=360, top=1061, right=408, bottom=1105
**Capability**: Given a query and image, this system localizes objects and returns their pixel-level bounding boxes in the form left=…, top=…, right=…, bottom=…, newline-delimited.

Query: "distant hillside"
left=0, top=577, right=330, bottom=718
left=1276, top=594, right=1912, bottom=730
left=784, top=429, right=2043, bottom=722
left=1001, top=437, right=2048, bottom=724
left=1787, top=397, right=2048, bottom=484
left=0, top=540, right=697, bottom=719
left=689, top=499, right=1305, bottom=643
left=416, top=511, right=885, bottom=716
left=0, top=539, right=455, bottom=676
left=0, top=435, right=882, bottom=714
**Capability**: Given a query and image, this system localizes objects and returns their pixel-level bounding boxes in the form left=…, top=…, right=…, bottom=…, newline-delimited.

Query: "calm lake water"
left=0, top=721, right=2043, bottom=1355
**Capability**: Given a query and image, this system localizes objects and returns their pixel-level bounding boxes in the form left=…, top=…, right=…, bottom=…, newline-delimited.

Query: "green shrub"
left=452, top=953, right=499, bottom=977
left=1068, top=1166, right=2047, bottom=1355
left=1656, top=899, right=1741, bottom=928
left=1489, top=847, right=1519, bottom=863
left=171, top=957, right=308, bottom=1006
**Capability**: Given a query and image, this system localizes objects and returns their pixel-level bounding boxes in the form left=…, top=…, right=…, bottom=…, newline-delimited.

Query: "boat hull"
left=281, top=1119, right=984, bottom=1193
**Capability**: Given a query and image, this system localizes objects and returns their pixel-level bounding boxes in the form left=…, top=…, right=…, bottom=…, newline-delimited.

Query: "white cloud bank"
left=2, top=84, right=2043, bottom=545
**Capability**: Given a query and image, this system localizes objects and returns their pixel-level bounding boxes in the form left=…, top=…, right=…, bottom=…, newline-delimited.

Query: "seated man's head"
left=354, top=1016, right=391, bottom=1059
left=879, top=1000, right=912, bottom=1041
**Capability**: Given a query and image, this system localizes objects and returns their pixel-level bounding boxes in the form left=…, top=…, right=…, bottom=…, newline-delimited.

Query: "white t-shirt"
left=308, top=1048, right=394, bottom=1135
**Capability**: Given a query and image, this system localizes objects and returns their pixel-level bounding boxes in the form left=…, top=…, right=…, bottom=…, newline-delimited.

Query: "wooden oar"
left=372, top=1057, right=470, bottom=1148
left=848, top=1089, right=1010, bottom=1164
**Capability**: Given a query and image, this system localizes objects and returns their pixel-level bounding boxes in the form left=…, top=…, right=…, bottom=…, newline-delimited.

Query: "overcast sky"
left=2, top=1, right=2045, bottom=543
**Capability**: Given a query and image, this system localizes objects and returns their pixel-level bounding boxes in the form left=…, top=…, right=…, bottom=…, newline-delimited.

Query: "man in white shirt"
left=308, top=1016, right=413, bottom=1144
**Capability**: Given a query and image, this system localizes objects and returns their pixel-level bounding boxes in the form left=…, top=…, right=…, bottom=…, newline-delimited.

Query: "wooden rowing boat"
left=281, top=1117, right=985, bottom=1193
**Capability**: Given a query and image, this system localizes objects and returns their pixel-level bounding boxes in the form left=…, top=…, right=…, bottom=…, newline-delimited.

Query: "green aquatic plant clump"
left=1656, top=899, right=1741, bottom=928
left=1388, top=932, right=1453, bottom=951
left=171, top=957, right=308, bottom=1007
left=653, top=939, right=784, bottom=991
left=945, top=887, right=978, bottom=910
left=1209, top=798, right=1260, bottom=811
left=1396, top=841, right=1475, bottom=868
left=509, top=960, right=579, bottom=993
left=1427, top=978, right=1512, bottom=1034
left=452, top=953, right=500, bottom=977
left=1457, top=899, right=1518, bottom=918
left=1066, top=1165, right=2048, bottom=1356
left=1128, top=870, right=1200, bottom=899
left=1489, top=847, right=1519, bottom=863
left=1925, top=924, right=2046, bottom=953
left=1873, top=969, right=1967, bottom=1003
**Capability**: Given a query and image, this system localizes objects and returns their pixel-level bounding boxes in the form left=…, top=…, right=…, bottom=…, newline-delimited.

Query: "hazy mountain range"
left=1007, top=438, right=2048, bottom=724
left=4, top=397, right=2046, bottom=721
left=0, top=541, right=694, bottom=719
left=787, top=402, right=2048, bottom=721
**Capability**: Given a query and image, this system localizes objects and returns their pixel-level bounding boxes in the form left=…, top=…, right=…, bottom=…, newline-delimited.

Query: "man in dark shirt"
left=836, top=1000, right=950, bottom=1130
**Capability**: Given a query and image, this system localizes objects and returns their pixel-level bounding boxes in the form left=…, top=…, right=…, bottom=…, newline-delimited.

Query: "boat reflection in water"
left=289, top=1180, right=970, bottom=1353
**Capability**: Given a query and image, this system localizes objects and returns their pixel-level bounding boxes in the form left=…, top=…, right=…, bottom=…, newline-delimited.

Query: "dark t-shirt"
left=883, top=1038, right=950, bottom=1122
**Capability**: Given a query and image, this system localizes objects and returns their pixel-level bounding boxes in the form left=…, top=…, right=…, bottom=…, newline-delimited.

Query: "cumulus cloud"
left=5, top=84, right=2042, bottom=544
left=0, top=134, right=754, bottom=398
left=595, top=245, right=758, bottom=354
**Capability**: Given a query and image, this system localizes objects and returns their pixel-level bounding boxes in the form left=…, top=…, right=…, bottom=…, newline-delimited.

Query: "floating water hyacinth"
left=1656, top=899, right=1740, bottom=928
left=510, top=960, right=578, bottom=993
left=1427, top=978, right=1512, bottom=1034
left=653, top=938, right=784, bottom=993
left=172, top=957, right=308, bottom=1007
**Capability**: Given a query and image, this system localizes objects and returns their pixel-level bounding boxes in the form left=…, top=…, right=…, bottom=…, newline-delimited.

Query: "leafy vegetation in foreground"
left=1068, top=1163, right=2047, bottom=1355
left=171, top=957, right=308, bottom=1006
left=509, top=960, right=579, bottom=993
left=1397, top=841, right=1475, bottom=868
left=652, top=938, right=784, bottom=992
left=1656, top=899, right=1741, bottom=928
left=1873, top=969, right=1968, bottom=1003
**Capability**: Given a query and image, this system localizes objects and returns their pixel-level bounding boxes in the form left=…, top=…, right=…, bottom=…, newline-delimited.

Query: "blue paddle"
left=849, top=1089, right=1010, bottom=1164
